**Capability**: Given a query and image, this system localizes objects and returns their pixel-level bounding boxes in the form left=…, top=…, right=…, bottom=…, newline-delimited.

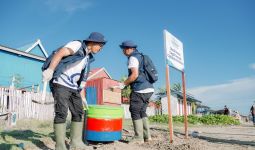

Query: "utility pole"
left=10, top=76, right=15, bottom=89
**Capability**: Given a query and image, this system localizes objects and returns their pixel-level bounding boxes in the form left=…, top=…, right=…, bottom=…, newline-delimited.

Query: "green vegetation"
left=172, top=83, right=182, bottom=92
left=149, top=114, right=240, bottom=125
left=120, top=76, right=131, bottom=99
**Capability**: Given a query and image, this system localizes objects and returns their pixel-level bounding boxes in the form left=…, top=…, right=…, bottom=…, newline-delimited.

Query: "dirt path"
left=1, top=120, right=255, bottom=150
left=182, top=124, right=255, bottom=150
left=92, top=123, right=255, bottom=150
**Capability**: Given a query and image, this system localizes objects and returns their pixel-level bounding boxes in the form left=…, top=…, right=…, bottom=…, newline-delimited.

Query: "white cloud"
left=250, top=63, right=255, bottom=70
left=45, top=0, right=92, bottom=13
left=189, top=77, right=255, bottom=115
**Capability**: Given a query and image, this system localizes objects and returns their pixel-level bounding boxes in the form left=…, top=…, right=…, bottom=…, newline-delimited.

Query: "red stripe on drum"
left=86, top=117, right=122, bottom=132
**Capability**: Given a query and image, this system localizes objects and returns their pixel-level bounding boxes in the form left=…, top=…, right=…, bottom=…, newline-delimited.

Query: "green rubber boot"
left=128, top=119, right=144, bottom=144
left=54, top=123, right=67, bottom=150
left=142, top=117, right=152, bottom=142
left=69, top=121, right=90, bottom=149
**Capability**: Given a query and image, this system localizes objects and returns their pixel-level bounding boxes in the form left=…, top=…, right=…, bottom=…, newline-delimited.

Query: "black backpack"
left=141, top=53, right=158, bottom=83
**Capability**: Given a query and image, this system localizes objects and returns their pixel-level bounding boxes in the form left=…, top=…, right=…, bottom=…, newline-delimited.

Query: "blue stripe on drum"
left=84, top=130, right=122, bottom=141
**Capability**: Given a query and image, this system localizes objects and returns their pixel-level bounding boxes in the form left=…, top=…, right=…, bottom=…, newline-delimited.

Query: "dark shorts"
left=129, top=91, right=153, bottom=120
left=51, top=83, right=84, bottom=123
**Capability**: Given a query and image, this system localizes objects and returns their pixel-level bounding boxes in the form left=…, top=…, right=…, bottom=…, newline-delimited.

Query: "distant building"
left=85, top=67, right=121, bottom=105
left=158, top=91, right=202, bottom=116
left=0, top=39, right=48, bottom=90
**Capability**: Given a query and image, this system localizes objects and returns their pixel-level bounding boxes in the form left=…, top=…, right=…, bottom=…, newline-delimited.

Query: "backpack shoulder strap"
left=133, top=51, right=145, bottom=71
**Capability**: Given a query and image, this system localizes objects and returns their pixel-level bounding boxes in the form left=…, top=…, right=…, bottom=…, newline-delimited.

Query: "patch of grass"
left=0, top=119, right=54, bottom=150
left=38, top=121, right=52, bottom=129
left=149, top=114, right=240, bottom=125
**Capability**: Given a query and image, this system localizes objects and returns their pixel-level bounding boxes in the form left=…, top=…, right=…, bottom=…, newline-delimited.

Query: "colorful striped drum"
left=84, top=105, right=124, bottom=142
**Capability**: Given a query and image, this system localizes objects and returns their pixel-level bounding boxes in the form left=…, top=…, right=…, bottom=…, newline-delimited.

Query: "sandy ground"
left=87, top=122, right=255, bottom=150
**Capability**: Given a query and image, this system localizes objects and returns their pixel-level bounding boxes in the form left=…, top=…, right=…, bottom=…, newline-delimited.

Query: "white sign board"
left=164, top=30, right=185, bottom=72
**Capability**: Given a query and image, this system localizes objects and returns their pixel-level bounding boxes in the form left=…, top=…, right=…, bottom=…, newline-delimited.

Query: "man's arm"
left=80, top=88, right=86, bottom=100
left=124, top=67, right=138, bottom=86
left=42, top=47, right=74, bottom=82
left=80, top=85, right=89, bottom=110
left=80, top=81, right=86, bottom=99
left=48, top=47, right=74, bottom=71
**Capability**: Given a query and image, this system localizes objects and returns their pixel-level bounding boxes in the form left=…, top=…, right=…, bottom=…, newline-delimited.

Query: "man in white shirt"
left=42, top=32, right=106, bottom=150
left=119, top=41, right=154, bottom=144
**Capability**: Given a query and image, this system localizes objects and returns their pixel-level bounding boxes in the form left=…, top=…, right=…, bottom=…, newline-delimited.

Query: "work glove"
left=119, top=82, right=126, bottom=89
left=82, top=97, right=89, bottom=110
left=112, top=82, right=125, bottom=90
left=42, top=68, right=54, bottom=82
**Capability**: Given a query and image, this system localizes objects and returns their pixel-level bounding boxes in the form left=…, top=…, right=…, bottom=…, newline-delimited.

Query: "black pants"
left=129, top=91, right=153, bottom=120
left=51, top=83, right=84, bottom=124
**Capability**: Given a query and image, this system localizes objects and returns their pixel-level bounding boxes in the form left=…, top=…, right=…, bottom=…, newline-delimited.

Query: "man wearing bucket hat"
left=118, top=41, right=154, bottom=144
left=42, top=32, right=106, bottom=150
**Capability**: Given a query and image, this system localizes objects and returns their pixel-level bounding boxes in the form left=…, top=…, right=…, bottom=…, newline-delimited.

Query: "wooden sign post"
left=164, top=29, right=188, bottom=141
left=182, top=72, right=188, bottom=138
left=165, top=65, right=173, bottom=143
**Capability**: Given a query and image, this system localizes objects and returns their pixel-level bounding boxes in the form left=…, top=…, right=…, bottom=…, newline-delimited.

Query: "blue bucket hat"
left=119, top=40, right=137, bottom=49
left=84, top=32, right=107, bottom=44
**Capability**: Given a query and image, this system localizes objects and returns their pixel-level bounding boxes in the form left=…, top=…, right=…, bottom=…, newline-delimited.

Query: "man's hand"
left=42, top=68, right=54, bottom=82
left=82, top=97, right=89, bottom=110
left=119, top=82, right=126, bottom=89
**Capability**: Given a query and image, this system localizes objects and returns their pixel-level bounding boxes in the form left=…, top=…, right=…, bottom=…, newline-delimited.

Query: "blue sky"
left=0, top=0, right=254, bottom=115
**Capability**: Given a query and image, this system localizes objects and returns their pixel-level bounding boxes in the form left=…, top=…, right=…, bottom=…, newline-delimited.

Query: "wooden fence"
left=0, top=87, right=54, bottom=121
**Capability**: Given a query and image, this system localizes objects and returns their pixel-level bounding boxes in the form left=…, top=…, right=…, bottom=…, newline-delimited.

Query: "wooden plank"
left=103, top=90, right=121, bottom=105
